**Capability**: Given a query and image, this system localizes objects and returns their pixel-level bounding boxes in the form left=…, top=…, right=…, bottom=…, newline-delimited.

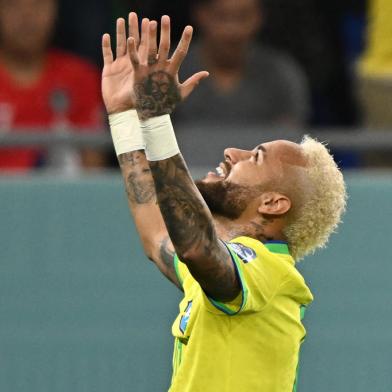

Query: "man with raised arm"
left=101, top=13, right=346, bottom=392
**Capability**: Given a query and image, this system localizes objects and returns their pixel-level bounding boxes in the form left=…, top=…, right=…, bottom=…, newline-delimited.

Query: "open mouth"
left=207, top=161, right=230, bottom=179
left=215, top=166, right=225, bottom=178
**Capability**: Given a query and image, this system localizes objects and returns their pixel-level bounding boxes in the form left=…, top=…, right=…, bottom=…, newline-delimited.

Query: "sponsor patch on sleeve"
left=228, top=243, right=257, bottom=263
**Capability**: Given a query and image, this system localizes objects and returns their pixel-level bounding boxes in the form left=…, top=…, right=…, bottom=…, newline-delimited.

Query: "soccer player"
left=101, top=13, right=346, bottom=391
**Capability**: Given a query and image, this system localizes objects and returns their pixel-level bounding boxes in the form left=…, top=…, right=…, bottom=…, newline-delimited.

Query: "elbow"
left=176, top=248, right=203, bottom=265
left=144, top=246, right=157, bottom=264
left=139, top=234, right=167, bottom=265
left=139, top=237, right=156, bottom=263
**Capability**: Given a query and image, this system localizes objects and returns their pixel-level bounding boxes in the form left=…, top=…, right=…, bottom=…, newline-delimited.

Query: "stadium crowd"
left=0, top=0, right=391, bottom=172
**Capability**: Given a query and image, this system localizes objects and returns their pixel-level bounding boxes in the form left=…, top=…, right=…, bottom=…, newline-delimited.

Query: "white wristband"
left=108, top=110, right=145, bottom=156
left=141, top=115, right=180, bottom=161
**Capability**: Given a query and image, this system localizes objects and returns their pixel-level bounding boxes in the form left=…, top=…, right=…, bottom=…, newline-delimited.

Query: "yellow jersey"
left=169, top=236, right=313, bottom=392
left=358, top=0, right=392, bottom=77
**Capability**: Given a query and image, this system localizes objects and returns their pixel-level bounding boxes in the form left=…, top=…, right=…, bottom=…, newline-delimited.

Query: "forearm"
left=118, top=150, right=166, bottom=258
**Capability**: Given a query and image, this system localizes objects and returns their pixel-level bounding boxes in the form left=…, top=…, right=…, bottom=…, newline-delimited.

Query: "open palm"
left=101, top=14, right=141, bottom=115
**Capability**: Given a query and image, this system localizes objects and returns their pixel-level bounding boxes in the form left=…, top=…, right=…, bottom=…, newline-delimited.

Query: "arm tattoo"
left=159, top=236, right=181, bottom=289
left=149, top=155, right=240, bottom=301
left=150, top=155, right=216, bottom=255
left=159, top=236, right=175, bottom=270
left=118, top=150, right=156, bottom=205
left=134, top=71, right=181, bottom=120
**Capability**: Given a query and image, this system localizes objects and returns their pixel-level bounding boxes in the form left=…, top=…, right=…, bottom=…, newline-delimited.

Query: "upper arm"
left=180, top=239, right=241, bottom=303
left=147, top=154, right=240, bottom=302
left=151, top=234, right=183, bottom=291
left=152, top=233, right=241, bottom=302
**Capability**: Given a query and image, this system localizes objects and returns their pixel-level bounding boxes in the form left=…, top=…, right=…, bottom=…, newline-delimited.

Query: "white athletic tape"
left=141, top=115, right=180, bottom=161
left=109, top=110, right=145, bottom=156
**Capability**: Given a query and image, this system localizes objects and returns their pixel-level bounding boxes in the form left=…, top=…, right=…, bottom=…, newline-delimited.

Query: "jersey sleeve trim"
left=173, top=254, right=184, bottom=288
left=207, top=242, right=249, bottom=315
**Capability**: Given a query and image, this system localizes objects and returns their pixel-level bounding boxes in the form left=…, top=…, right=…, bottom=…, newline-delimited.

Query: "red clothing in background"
left=0, top=49, right=103, bottom=171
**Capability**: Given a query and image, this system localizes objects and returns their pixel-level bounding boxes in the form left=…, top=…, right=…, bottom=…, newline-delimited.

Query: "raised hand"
left=128, top=15, right=209, bottom=121
left=101, top=13, right=149, bottom=114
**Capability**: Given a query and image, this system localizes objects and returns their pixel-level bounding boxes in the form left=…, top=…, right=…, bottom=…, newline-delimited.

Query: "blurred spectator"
left=259, top=0, right=361, bottom=127
left=357, top=0, right=392, bottom=129
left=174, top=0, right=309, bottom=129
left=355, top=0, right=392, bottom=167
left=54, top=0, right=112, bottom=67
left=0, top=0, right=105, bottom=173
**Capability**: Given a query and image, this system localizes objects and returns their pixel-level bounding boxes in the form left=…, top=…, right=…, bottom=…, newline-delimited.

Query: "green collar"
left=264, top=241, right=290, bottom=255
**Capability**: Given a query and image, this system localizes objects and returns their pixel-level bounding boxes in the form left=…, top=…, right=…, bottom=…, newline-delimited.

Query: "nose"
left=224, top=148, right=252, bottom=164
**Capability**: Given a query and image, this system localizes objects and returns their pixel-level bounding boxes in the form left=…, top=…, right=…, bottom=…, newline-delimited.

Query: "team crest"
left=179, top=300, right=193, bottom=334
left=229, top=243, right=257, bottom=263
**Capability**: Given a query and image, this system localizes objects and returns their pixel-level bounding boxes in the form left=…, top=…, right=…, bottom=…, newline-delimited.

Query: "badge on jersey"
left=179, top=300, right=193, bottom=334
left=229, top=243, right=257, bottom=263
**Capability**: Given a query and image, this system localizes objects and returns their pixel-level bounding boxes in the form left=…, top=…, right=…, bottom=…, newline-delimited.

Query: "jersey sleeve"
left=203, top=237, right=289, bottom=315
left=173, top=253, right=190, bottom=289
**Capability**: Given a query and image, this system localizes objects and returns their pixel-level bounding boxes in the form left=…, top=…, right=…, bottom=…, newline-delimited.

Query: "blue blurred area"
left=0, top=173, right=391, bottom=391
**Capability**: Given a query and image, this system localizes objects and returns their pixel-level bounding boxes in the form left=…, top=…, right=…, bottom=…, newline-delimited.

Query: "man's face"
left=0, top=0, right=57, bottom=57
left=196, top=140, right=306, bottom=219
left=195, top=0, right=262, bottom=53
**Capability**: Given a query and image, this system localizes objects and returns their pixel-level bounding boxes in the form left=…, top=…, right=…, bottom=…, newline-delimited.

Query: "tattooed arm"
left=101, top=15, right=182, bottom=288
left=118, top=150, right=181, bottom=289
left=128, top=16, right=240, bottom=302
left=149, top=155, right=240, bottom=302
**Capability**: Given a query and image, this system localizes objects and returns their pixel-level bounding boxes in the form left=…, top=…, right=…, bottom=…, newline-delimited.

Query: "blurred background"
left=0, top=0, right=391, bottom=391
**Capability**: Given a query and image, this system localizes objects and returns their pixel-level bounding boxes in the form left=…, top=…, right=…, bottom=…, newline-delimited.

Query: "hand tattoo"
left=118, top=151, right=156, bottom=205
left=134, top=71, right=181, bottom=120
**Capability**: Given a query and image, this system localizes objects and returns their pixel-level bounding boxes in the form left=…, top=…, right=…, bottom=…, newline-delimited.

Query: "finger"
left=102, top=34, right=113, bottom=65
left=148, top=20, right=158, bottom=65
left=138, top=18, right=150, bottom=64
left=158, top=15, right=171, bottom=62
left=169, top=25, right=193, bottom=74
left=116, top=18, right=127, bottom=57
left=180, top=71, right=209, bottom=99
left=128, top=12, right=140, bottom=47
left=128, top=37, right=140, bottom=68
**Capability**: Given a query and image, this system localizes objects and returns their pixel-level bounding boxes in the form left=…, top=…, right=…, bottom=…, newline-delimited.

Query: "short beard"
left=195, top=179, right=262, bottom=220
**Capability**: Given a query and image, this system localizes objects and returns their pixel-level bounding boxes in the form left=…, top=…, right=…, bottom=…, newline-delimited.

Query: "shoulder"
left=227, top=237, right=292, bottom=281
left=228, top=236, right=288, bottom=263
left=228, top=236, right=313, bottom=305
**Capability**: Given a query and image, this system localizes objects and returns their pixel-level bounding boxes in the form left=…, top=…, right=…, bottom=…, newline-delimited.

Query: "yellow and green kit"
left=169, top=236, right=313, bottom=392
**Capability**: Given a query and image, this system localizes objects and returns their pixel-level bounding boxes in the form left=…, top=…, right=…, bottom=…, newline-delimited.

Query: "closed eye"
left=256, top=145, right=266, bottom=162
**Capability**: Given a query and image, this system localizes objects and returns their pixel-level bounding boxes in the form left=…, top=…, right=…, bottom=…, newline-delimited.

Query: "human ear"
left=257, top=192, right=291, bottom=216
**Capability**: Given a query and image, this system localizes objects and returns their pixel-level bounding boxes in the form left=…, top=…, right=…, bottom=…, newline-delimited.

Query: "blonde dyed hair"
left=283, top=136, right=347, bottom=261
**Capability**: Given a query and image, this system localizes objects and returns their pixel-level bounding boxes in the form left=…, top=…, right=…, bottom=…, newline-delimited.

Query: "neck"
left=0, top=48, right=46, bottom=85
left=213, top=214, right=285, bottom=243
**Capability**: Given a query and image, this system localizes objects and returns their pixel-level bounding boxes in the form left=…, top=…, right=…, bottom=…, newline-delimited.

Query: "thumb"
left=180, top=71, right=209, bottom=99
